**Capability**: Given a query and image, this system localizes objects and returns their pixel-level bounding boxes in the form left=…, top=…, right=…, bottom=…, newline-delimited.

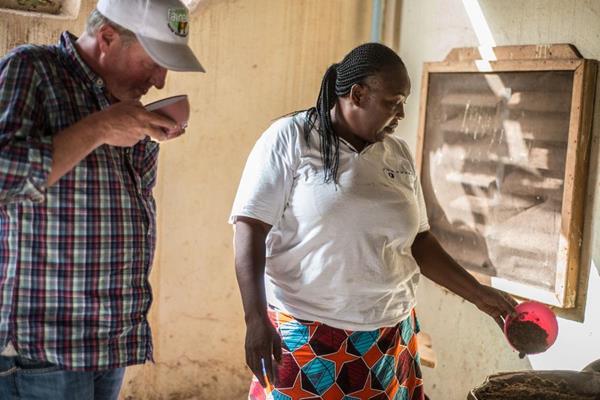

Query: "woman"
left=230, top=43, right=515, bottom=400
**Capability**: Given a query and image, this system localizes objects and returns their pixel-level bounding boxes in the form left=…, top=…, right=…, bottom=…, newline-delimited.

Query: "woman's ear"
left=349, top=83, right=367, bottom=107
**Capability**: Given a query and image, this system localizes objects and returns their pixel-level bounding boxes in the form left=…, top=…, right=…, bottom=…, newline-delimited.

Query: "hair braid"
left=306, top=63, right=339, bottom=183
left=305, top=43, right=405, bottom=183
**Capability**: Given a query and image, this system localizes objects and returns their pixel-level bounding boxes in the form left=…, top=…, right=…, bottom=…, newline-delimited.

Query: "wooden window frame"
left=415, top=44, right=598, bottom=308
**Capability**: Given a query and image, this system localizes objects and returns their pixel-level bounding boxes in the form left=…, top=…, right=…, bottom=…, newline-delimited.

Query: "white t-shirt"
left=229, top=111, right=430, bottom=330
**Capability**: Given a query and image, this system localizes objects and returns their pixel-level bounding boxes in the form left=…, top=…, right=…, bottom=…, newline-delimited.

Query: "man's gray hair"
left=85, top=9, right=137, bottom=44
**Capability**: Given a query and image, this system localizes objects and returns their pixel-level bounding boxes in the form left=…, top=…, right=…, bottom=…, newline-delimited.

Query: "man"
left=0, top=0, right=203, bottom=398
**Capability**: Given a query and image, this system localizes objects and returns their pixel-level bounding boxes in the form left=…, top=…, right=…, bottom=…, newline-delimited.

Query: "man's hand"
left=245, top=316, right=282, bottom=388
left=47, top=101, right=179, bottom=185
left=83, top=100, right=178, bottom=147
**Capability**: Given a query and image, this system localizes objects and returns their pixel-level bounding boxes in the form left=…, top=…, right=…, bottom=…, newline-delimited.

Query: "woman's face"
left=350, top=64, right=411, bottom=143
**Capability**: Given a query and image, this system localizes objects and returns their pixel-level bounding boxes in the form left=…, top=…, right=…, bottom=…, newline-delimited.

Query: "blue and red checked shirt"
left=0, top=32, right=159, bottom=370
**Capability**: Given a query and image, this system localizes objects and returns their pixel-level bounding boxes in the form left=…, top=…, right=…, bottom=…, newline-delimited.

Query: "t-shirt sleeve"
left=397, top=138, right=430, bottom=233
left=228, top=118, right=298, bottom=226
left=414, top=173, right=430, bottom=233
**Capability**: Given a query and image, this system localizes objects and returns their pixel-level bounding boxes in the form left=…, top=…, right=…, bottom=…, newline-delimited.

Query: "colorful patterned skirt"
left=249, top=308, right=424, bottom=400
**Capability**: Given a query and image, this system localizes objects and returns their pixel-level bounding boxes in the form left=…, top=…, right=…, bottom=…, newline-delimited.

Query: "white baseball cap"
left=96, top=0, right=205, bottom=72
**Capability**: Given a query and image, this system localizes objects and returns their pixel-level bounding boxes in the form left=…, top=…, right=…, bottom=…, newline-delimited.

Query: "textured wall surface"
left=398, top=1, right=600, bottom=399
left=0, top=0, right=90, bottom=51
left=7, top=1, right=599, bottom=399
left=0, top=0, right=372, bottom=399
left=0, top=0, right=62, bottom=15
left=140, top=2, right=371, bottom=398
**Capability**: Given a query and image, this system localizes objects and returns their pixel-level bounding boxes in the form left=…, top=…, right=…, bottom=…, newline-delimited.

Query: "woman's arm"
left=234, top=216, right=282, bottom=387
left=411, top=230, right=516, bottom=327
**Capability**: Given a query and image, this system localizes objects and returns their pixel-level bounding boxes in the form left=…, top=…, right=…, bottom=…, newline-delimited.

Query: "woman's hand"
left=472, top=284, right=517, bottom=329
left=245, top=316, right=282, bottom=388
left=412, top=231, right=517, bottom=330
left=233, top=216, right=278, bottom=387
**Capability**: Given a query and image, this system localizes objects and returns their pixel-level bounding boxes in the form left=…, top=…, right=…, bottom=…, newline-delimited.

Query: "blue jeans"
left=0, top=355, right=125, bottom=400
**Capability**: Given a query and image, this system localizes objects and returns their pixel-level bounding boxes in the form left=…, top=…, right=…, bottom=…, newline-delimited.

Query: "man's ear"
left=349, top=83, right=367, bottom=107
left=97, top=24, right=119, bottom=55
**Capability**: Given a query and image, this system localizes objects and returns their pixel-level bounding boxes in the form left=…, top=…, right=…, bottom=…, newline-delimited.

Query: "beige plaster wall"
left=0, top=1, right=93, bottom=50
left=0, top=0, right=372, bottom=399
left=134, top=1, right=372, bottom=399
left=4, top=0, right=599, bottom=399
left=397, top=0, right=600, bottom=399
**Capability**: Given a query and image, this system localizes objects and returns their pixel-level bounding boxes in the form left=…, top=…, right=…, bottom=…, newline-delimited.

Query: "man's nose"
left=152, top=67, right=168, bottom=89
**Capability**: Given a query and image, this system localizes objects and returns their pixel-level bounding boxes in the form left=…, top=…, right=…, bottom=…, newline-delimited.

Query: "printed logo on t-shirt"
left=384, top=168, right=398, bottom=180
left=383, top=167, right=414, bottom=181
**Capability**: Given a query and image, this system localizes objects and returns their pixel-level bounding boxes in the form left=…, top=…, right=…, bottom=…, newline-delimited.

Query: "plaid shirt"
left=0, top=32, right=159, bottom=370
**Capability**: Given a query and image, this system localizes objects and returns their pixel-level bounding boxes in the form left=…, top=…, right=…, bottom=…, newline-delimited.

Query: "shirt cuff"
left=25, top=134, right=53, bottom=202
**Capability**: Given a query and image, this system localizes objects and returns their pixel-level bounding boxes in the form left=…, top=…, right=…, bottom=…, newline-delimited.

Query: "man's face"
left=100, top=30, right=168, bottom=101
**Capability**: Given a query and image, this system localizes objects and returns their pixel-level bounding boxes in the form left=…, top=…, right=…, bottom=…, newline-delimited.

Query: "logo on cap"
left=168, top=8, right=189, bottom=37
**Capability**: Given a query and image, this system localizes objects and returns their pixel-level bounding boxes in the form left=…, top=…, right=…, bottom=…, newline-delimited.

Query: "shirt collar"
left=59, top=31, right=106, bottom=90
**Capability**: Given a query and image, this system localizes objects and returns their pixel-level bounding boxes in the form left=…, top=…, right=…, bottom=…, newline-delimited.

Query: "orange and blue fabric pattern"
left=249, top=309, right=424, bottom=400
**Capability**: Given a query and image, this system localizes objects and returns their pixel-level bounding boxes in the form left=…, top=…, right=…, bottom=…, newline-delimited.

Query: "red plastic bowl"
left=503, top=301, right=559, bottom=353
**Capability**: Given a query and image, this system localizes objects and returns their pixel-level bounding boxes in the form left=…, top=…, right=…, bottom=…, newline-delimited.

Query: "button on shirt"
left=229, top=112, right=430, bottom=331
left=0, top=32, right=159, bottom=370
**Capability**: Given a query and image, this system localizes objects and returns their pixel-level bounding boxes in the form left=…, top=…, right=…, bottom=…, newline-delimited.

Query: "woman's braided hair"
left=305, top=42, right=405, bottom=183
